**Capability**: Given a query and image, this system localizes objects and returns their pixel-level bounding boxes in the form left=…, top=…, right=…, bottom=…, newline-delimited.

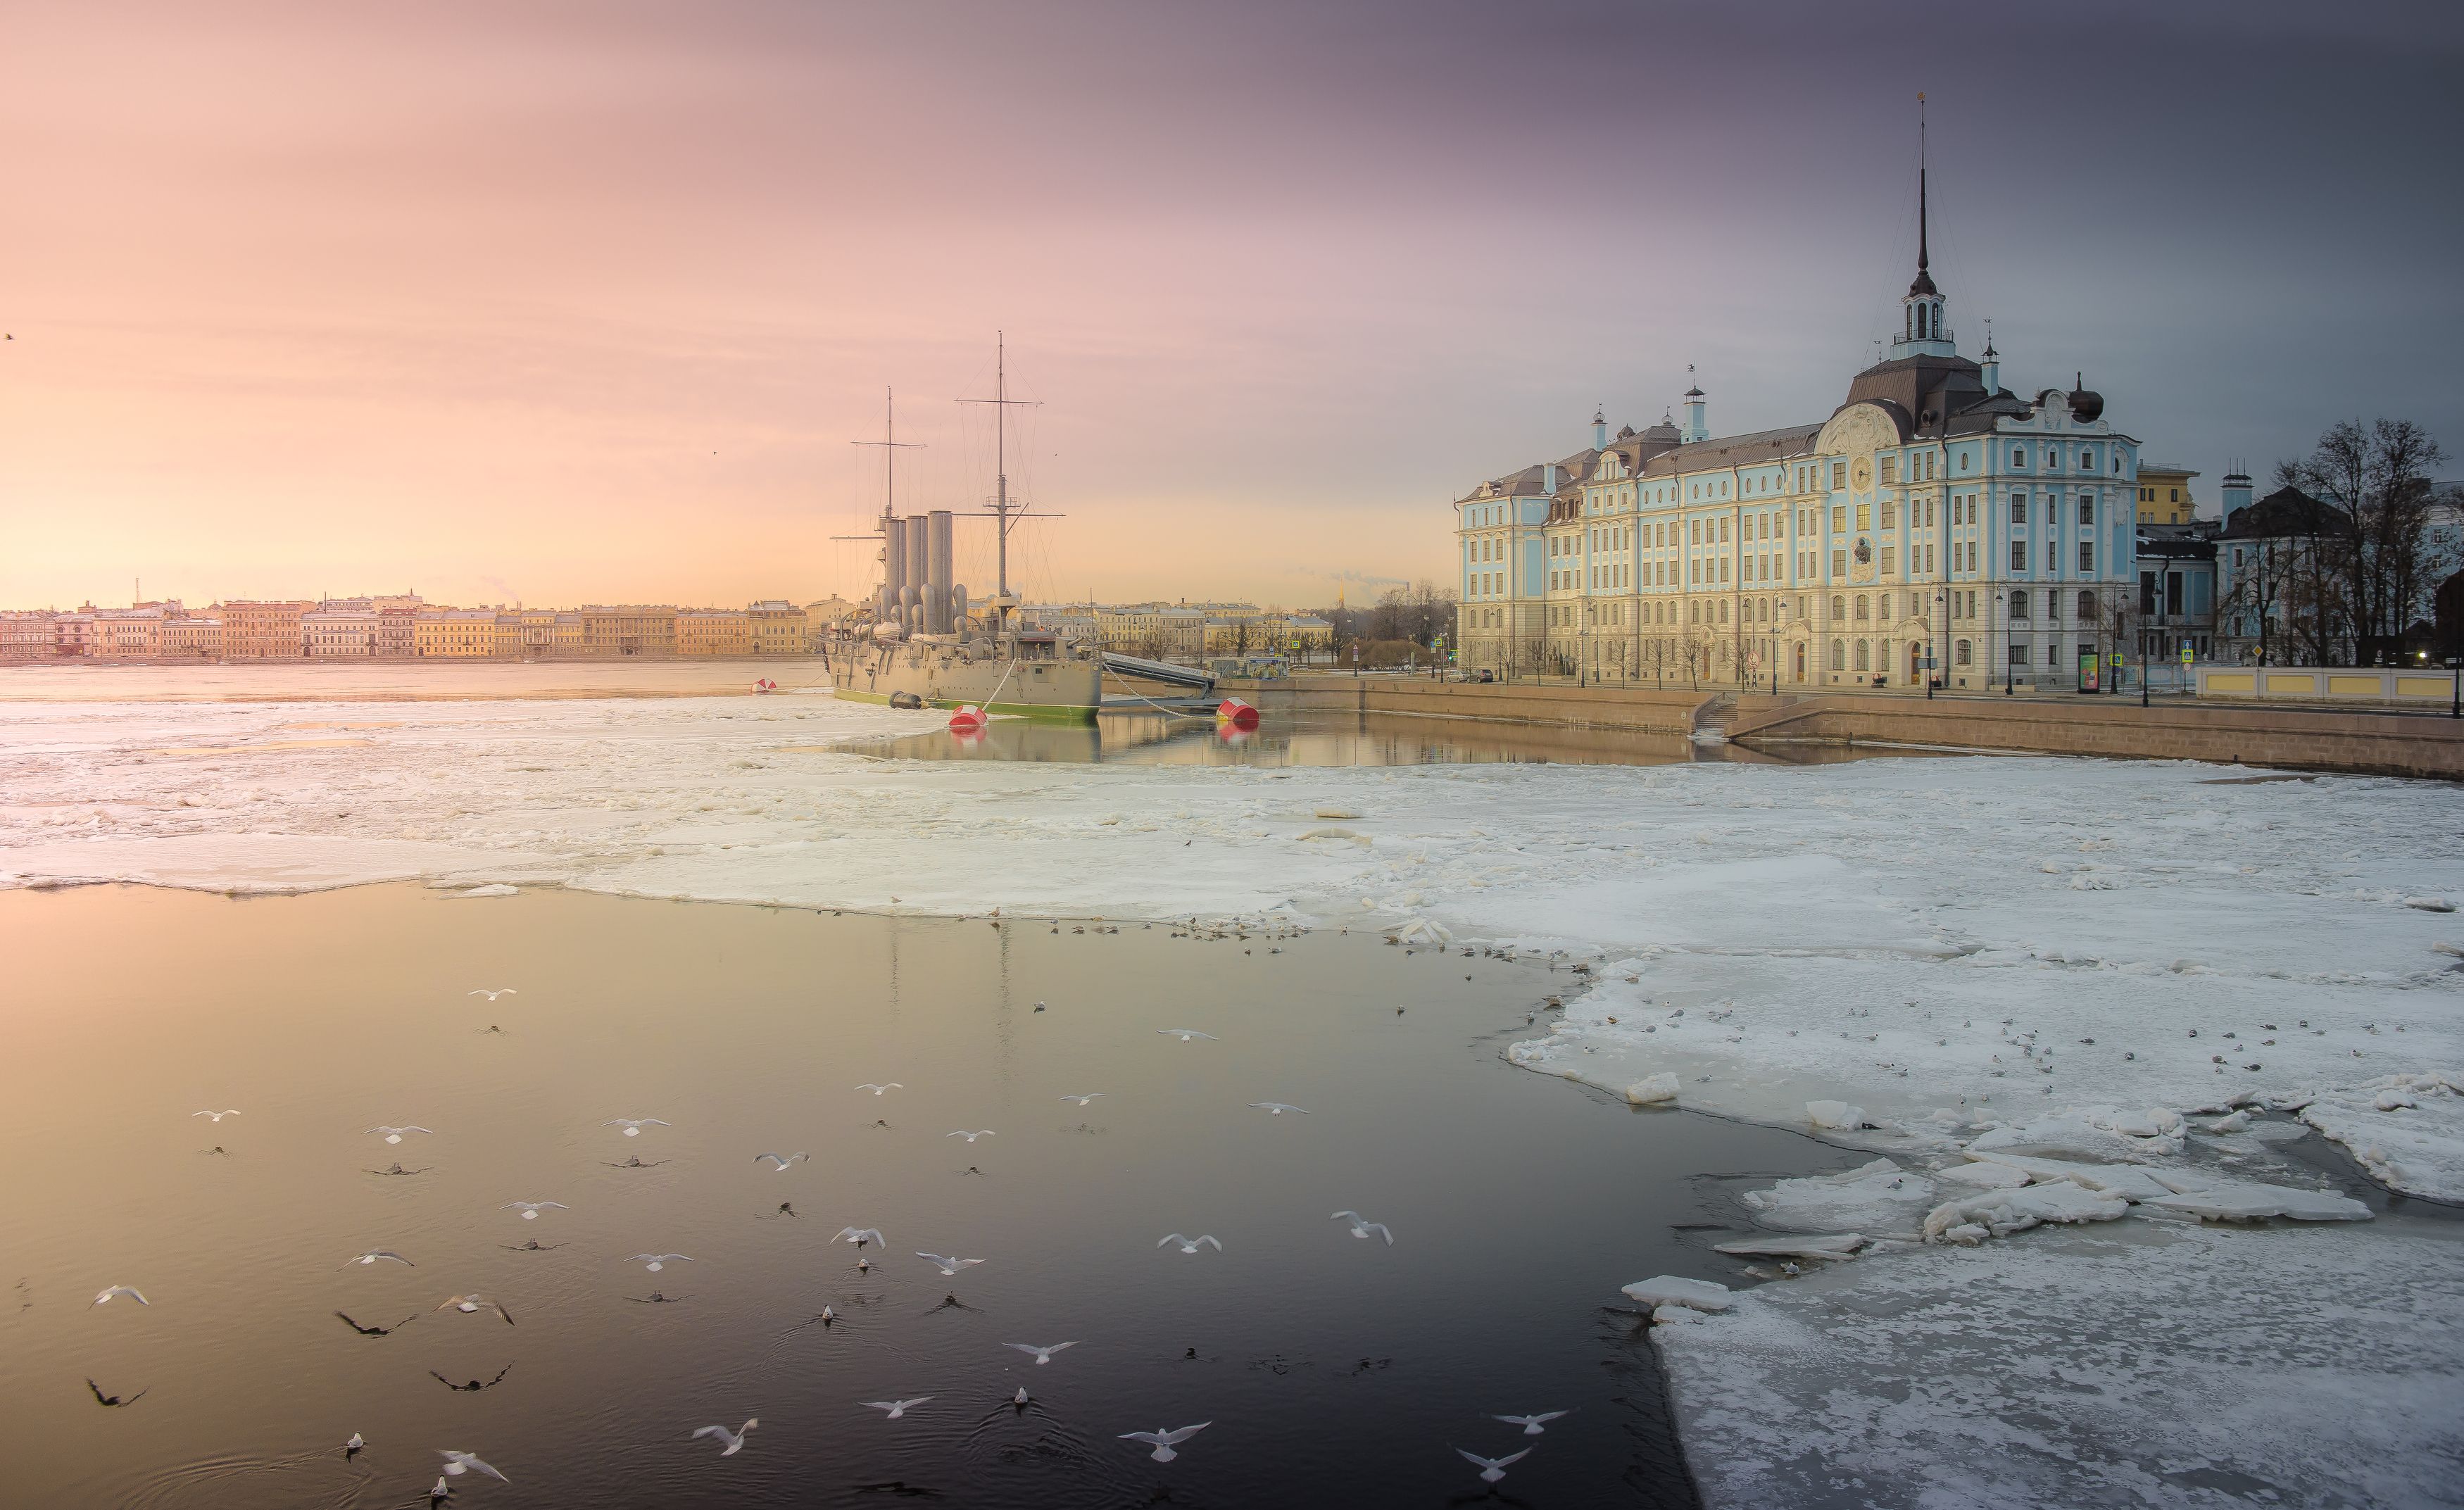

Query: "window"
left=2010, top=591, right=2029, bottom=619
left=1830, top=506, right=1847, bottom=533
left=1718, top=600, right=1728, bottom=624
left=2011, top=541, right=2028, bottom=572
left=1880, top=456, right=1898, bottom=484
left=2078, top=590, right=2097, bottom=622
left=1719, top=518, right=1730, bottom=543
left=2078, top=541, right=2094, bottom=572
left=2079, top=494, right=2094, bottom=526
left=1955, top=638, right=1972, bottom=666
left=1831, top=548, right=1847, bottom=577
left=1854, top=639, right=1871, bottom=672
left=1830, top=639, right=1845, bottom=671
left=2011, top=493, right=2028, bottom=524
left=1880, top=546, right=1898, bottom=575
left=2047, top=643, right=2061, bottom=667
left=1880, top=501, right=1897, bottom=529
left=1691, top=520, right=1702, bottom=545
left=1854, top=594, right=1870, bottom=621
left=1831, top=461, right=1847, bottom=489
left=1830, top=595, right=1846, bottom=622
left=2013, top=447, right=2027, bottom=468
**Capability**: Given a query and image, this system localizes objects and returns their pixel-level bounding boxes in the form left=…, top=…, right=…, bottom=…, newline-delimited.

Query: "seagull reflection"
left=498, top=1240, right=562, bottom=1253
left=87, top=1378, right=149, bottom=1407
left=602, top=1155, right=665, bottom=1169
left=429, top=1364, right=512, bottom=1392
left=365, top=1164, right=427, bottom=1176
left=334, top=1310, right=417, bottom=1336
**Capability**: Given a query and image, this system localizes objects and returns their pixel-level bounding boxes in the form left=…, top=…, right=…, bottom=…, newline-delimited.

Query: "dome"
left=2067, top=379, right=2104, bottom=424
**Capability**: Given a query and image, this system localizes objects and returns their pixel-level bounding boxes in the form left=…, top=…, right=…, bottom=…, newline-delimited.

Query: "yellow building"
left=514, top=608, right=562, bottom=658
left=2137, top=463, right=2199, bottom=525
left=676, top=608, right=753, bottom=657
left=415, top=607, right=505, bottom=658
left=747, top=600, right=809, bottom=656
left=580, top=606, right=677, bottom=657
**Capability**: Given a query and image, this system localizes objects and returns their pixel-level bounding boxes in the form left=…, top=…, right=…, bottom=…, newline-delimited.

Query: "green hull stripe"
left=832, top=688, right=1099, bottom=724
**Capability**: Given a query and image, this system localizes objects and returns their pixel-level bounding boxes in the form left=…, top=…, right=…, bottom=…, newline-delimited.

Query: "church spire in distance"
left=1892, top=93, right=1954, bottom=360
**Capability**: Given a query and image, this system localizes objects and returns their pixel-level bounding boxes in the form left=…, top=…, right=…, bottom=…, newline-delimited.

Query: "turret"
left=1680, top=372, right=1708, bottom=444
left=1592, top=405, right=1608, bottom=451
left=2220, top=469, right=2253, bottom=527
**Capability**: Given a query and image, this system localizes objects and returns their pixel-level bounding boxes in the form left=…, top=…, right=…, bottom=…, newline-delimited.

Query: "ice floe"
left=1739, top=1158, right=1935, bottom=1232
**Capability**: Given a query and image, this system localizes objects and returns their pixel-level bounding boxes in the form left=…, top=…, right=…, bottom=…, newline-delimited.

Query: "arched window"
left=2079, top=495, right=2094, bottom=526
left=1855, top=594, right=1871, bottom=621
left=2010, top=591, right=2030, bottom=619
left=1955, top=638, right=1972, bottom=666
left=1830, top=638, right=1845, bottom=671
left=1854, top=639, right=1871, bottom=672
left=1718, top=600, right=1728, bottom=624
left=2077, top=590, right=2097, bottom=622
left=1830, top=595, right=1846, bottom=622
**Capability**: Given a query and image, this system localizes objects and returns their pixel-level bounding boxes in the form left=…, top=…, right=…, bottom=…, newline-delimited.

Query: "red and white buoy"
left=947, top=703, right=986, bottom=732
left=751, top=678, right=779, bottom=694
left=1215, top=696, right=1259, bottom=729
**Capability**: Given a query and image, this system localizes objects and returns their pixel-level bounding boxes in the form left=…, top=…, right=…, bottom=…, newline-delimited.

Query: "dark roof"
left=1835, top=353, right=2010, bottom=440
left=2217, top=486, right=2348, bottom=541
left=1636, top=424, right=1823, bottom=478
left=1458, top=446, right=1602, bottom=504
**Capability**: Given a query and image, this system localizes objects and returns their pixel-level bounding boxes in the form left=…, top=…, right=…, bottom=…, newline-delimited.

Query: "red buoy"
left=1216, top=697, right=1259, bottom=729
left=948, top=703, right=986, bottom=732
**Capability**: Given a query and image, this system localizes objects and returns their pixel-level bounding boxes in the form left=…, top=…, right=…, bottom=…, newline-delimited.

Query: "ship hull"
left=832, top=653, right=1102, bottom=723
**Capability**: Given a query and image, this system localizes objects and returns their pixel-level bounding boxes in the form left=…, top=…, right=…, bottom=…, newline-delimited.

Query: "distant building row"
left=0, top=596, right=869, bottom=661
left=1020, top=601, right=1334, bottom=662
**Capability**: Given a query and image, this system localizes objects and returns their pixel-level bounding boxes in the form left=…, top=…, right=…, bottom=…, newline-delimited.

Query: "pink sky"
left=4, top=1, right=2458, bottom=611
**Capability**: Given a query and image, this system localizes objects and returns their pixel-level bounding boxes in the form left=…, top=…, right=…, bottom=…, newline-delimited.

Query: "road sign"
left=2108, top=652, right=2125, bottom=667
left=2180, top=643, right=2194, bottom=665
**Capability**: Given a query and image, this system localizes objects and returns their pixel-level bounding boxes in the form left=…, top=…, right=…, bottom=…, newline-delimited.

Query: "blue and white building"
left=1456, top=165, right=2142, bottom=691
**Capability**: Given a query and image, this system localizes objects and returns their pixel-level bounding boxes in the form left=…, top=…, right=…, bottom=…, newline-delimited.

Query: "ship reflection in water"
left=841, top=709, right=1918, bottom=769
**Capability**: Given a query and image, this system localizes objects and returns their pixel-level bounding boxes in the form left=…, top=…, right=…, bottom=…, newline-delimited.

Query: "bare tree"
left=2280, top=420, right=2446, bottom=665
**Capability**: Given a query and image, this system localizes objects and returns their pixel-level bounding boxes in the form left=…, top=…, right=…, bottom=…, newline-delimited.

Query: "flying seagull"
left=89, top=1286, right=150, bottom=1308
left=438, top=1449, right=509, bottom=1483
left=365, top=1126, right=434, bottom=1145
left=1249, top=1102, right=1309, bottom=1116
left=1494, top=1411, right=1571, bottom=1435
left=1157, top=1234, right=1224, bottom=1254
left=945, top=1130, right=995, bottom=1143
left=627, top=1253, right=693, bottom=1273
left=1331, top=1211, right=1394, bottom=1245
left=833, top=1226, right=886, bottom=1248
left=436, top=1295, right=515, bottom=1325
left=604, top=1118, right=670, bottom=1137
left=1119, top=1423, right=1211, bottom=1462
left=1157, top=1029, right=1218, bottom=1042
left=191, top=1109, right=241, bottom=1122
left=691, top=1418, right=759, bottom=1456
left=339, top=1249, right=416, bottom=1269
left=468, top=988, right=517, bottom=1001
left=916, top=1252, right=984, bottom=1276
left=1004, top=1342, right=1079, bottom=1365
left=1457, top=1447, right=1531, bottom=1483
left=501, top=1200, right=567, bottom=1221
left=1059, top=1093, right=1107, bottom=1107
left=862, top=1397, right=933, bottom=1419
left=753, top=1152, right=809, bottom=1171
left=854, top=1083, right=903, bottom=1096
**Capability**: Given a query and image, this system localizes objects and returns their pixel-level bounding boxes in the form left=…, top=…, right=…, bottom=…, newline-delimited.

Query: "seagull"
left=1457, top=1447, right=1531, bottom=1483
left=627, top=1253, right=693, bottom=1273
left=604, top=1118, right=670, bottom=1137
left=191, top=1109, right=241, bottom=1122
left=430, top=1478, right=449, bottom=1502
left=862, top=1397, right=933, bottom=1419
left=1119, top=1423, right=1211, bottom=1462
left=339, top=1249, right=415, bottom=1269
left=1059, top=1093, right=1107, bottom=1107
left=468, top=989, right=517, bottom=1001
left=345, top=1433, right=364, bottom=1455
left=1004, top=1342, right=1080, bottom=1365
left=334, top=1310, right=416, bottom=1335
left=855, top=1083, right=904, bottom=1096
left=691, top=1417, right=759, bottom=1456
left=753, top=1152, right=810, bottom=1171
left=1332, top=1211, right=1394, bottom=1245
left=1249, top=1102, right=1309, bottom=1116
left=89, top=1286, right=150, bottom=1308
left=834, top=1227, right=886, bottom=1248
left=1013, top=1386, right=1030, bottom=1406
left=945, top=1131, right=995, bottom=1143
left=436, top=1295, right=515, bottom=1326
left=87, top=1378, right=149, bottom=1406
left=1494, top=1410, right=1571, bottom=1435
left=1157, top=1234, right=1224, bottom=1254
left=366, top=1126, right=434, bottom=1145
left=438, top=1449, right=508, bottom=1483
left=501, top=1200, right=567, bottom=1221
left=1157, top=1029, right=1218, bottom=1042
left=916, top=1252, right=984, bottom=1276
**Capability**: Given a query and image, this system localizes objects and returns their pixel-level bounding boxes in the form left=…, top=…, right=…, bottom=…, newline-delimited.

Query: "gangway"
left=1099, top=652, right=1217, bottom=695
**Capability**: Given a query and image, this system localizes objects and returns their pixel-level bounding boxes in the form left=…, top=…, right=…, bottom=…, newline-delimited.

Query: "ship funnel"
left=927, top=510, right=955, bottom=633
left=880, top=523, right=906, bottom=624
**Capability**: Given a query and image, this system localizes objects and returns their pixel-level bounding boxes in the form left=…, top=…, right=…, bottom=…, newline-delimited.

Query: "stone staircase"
left=1692, top=691, right=1737, bottom=744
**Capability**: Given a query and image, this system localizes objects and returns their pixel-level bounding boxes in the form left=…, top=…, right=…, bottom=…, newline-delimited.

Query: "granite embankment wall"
left=1230, top=679, right=2464, bottom=780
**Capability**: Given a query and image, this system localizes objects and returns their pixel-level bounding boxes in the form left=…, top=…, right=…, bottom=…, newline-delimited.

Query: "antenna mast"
left=841, top=386, right=924, bottom=605
left=957, top=331, right=1044, bottom=627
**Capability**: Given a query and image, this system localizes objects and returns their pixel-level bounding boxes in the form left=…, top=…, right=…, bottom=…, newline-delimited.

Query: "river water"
left=0, top=883, right=1845, bottom=1509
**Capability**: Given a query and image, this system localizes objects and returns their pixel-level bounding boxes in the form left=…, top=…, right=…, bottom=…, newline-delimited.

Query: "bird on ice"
left=691, top=1418, right=758, bottom=1456
left=1332, top=1211, right=1395, bottom=1245
left=753, top=1152, right=810, bottom=1171
left=627, top=1253, right=693, bottom=1273
left=1004, top=1342, right=1079, bottom=1365
left=1456, top=1447, right=1530, bottom=1483
left=1059, top=1093, right=1107, bottom=1107
left=501, top=1200, right=567, bottom=1221
left=339, top=1249, right=415, bottom=1269
left=1157, top=1234, right=1224, bottom=1254
left=854, top=1083, right=903, bottom=1096
left=1494, top=1410, right=1570, bottom=1435
left=191, top=1109, right=241, bottom=1123
left=833, top=1227, right=886, bottom=1248
left=436, top=1294, right=515, bottom=1325
left=1248, top=1102, right=1309, bottom=1116
left=1119, top=1423, right=1210, bottom=1462
left=366, top=1126, right=434, bottom=1145
left=1157, top=1029, right=1218, bottom=1042
left=89, top=1285, right=150, bottom=1308
left=945, top=1130, right=995, bottom=1143
left=862, top=1397, right=933, bottom=1419
left=604, top=1118, right=670, bottom=1137
left=467, top=989, right=517, bottom=1001
left=438, top=1449, right=508, bottom=1483
left=916, top=1252, right=984, bottom=1276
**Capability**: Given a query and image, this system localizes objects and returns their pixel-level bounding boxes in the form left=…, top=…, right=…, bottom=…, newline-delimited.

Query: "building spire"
left=1890, top=92, right=1950, bottom=360
left=1917, top=93, right=1929, bottom=282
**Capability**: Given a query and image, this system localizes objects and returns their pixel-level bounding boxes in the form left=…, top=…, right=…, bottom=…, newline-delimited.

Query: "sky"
left=4, top=0, right=2461, bottom=612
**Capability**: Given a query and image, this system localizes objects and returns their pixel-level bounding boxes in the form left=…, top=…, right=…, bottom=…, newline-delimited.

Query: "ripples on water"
left=0, top=884, right=1834, bottom=1506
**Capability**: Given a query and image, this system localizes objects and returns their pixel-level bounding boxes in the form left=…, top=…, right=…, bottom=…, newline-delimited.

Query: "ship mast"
left=957, top=332, right=1042, bottom=629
